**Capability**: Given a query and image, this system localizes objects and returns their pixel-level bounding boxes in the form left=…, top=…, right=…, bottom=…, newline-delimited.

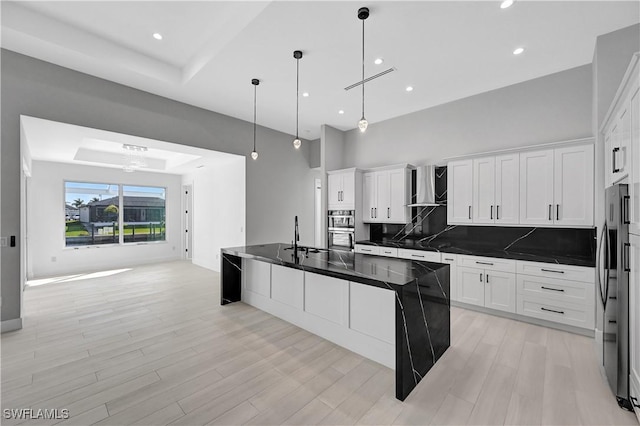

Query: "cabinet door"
left=376, top=171, right=390, bottom=222
left=388, top=168, right=407, bottom=223
left=447, top=160, right=473, bottom=224
left=519, top=150, right=554, bottom=225
left=495, top=154, right=520, bottom=224
left=457, top=266, right=484, bottom=306
left=363, top=173, right=376, bottom=222
left=553, top=144, right=594, bottom=226
left=485, top=271, right=516, bottom=313
left=328, top=174, right=342, bottom=210
left=630, top=86, right=640, bottom=234
left=473, top=156, right=496, bottom=224
left=341, top=171, right=356, bottom=210
left=629, top=234, right=640, bottom=418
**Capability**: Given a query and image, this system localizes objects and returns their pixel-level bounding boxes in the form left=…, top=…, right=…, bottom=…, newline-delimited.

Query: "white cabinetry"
left=363, top=166, right=411, bottom=223
left=519, top=144, right=594, bottom=227
left=397, top=249, right=440, bottom=262
left=456, top=255, right=516, bottom=313
left=354, top=244, right=380, bottom=255
left=515, top=261, right=594, bottom=330
left=472, top=154, right=519, bottom=225
left=447, top=159, right=473, bottom=224
left=328, top=169, right=359, bottom=211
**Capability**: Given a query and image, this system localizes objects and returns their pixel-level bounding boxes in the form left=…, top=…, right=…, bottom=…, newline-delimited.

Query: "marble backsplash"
left=370, top=166, right=596, bottom=261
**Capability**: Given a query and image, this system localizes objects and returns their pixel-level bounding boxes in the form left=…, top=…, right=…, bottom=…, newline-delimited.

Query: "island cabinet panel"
left=304, top=272, right=348, bottom=326
left=349, top=282, right=396, bottom=345
left=243, top=259, right=271, bottom=297
left=271, top=264, right=304, bottom=310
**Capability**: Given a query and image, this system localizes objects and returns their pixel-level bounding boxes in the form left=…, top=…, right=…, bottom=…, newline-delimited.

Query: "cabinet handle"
left=375, top=208, right=377, bottom=218
left=612, top=147, right=620, bottom=173
left=541, top=307, right=564, bottom=315
left=411, top=254, right=425, bottom=259
left=486, top=274, right=489, bottom=283
left=480, top=273, right=483, bottom=282
left=444, top=258, right=455, bottom=261
left=361, top=248, right=372, bottom=252
left=624, top=243, right=631, bottom=272
left=371, top=208, right=374, bottom=218
left=387, top=207, right=390, bottom=218
left=475, top=261, right=494, bottom=266
left=623, top=195, right=630, bottom=224
left=340, top=191, right=343, bottom=201
left=541, top=268, right=564, bottom=274
left=548, top=204, right=552, bottom=221
left=556, top=204, right=559, bottom=221
left=490, top=205, right=493, bottom=220
left=469, top=206, right=472, bottom=220
left=496, top=205, right=500, bottom=220
left=541, top=286, right=565, bottom=292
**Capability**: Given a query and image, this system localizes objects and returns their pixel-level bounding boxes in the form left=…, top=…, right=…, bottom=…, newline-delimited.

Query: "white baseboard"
left=1, top=318, right=23, bottom=333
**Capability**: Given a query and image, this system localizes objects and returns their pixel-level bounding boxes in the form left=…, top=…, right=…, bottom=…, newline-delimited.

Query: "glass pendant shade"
left=251, top=150, right=258, bottom=160
left=293, top=138, right=302, bottom=149
left=358, top=118, right=368, bottom=132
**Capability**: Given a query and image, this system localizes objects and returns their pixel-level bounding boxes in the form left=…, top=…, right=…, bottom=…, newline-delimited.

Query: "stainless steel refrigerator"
left=599, top=183, right=633, bottom=410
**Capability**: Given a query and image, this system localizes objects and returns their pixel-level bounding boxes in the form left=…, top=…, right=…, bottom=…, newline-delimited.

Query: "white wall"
left=28, top=160, right=182, bottom=278
left=183, top=156, right=246, bottom=272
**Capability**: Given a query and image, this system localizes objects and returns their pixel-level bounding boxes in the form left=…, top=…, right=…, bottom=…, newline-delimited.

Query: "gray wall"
left=1, top=49, right=316, bottom=323
left=342, top=64, right=593, bottom=168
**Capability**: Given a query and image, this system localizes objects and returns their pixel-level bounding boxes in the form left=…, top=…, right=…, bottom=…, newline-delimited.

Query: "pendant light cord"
left=253, top=84, right=257, bottom=152
left=361, top=17, right=365, bottom=119
left=296, top=57, right=300, bottom=139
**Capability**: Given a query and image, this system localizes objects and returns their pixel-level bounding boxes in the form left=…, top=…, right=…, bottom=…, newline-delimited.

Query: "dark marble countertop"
left=356, top=238, right=595, bottom=267
left=221, top=243, right=448, bottom=289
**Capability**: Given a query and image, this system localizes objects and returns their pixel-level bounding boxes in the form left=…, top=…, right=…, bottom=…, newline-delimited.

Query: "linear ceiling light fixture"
left=357, top=7, right=370, bottom=133
left=122, top=143, right=148, bottom=173
left=293, top=50, right=303, bottom=149
left=250, top=78, right=260, bottom=160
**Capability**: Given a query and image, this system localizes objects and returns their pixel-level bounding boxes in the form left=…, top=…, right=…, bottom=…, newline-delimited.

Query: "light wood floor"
left=2, top=260, right=638, bottom=425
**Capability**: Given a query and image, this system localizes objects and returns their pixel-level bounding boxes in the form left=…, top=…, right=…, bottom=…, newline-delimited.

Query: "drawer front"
left=379, top=247, right=399, bottom=257
left=516, top=261, right=594, bottom=283
left=398, top=249, right=441, bottom=262
left=516, top=275, right=594, bottom=307
left=458, top=255, right=516, bottom=273
left=517, top=295, right=594, bottom=329
left=354, top=244, right=380, bottom=255
left=440, top=254, right=457, bottom=264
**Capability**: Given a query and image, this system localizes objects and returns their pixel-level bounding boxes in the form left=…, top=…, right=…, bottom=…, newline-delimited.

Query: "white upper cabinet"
left=519, top=149, right=555, bottom=225
left=328, top=169, right=358, bottom=211
left=495, top=154, right=520, bottom=224
left=553, top=145, right=594, bottom=226
left=362, top=166, right=411, bottom=224
left=470, top=154, right=519, bottom=225
left=447, top=159, right=473, bottom=224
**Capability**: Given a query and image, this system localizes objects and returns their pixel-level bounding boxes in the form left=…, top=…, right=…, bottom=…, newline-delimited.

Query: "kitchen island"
left=220, top=243, right=450, bottom=400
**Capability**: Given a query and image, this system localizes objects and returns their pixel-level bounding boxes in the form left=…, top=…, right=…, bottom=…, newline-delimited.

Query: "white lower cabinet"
left=354, top=244, right=380, bottom=255
left=397, top=248, right=441, bottom=262
left=515, top=260, right=594, bottom=330
left=457, top=265, right=516, bottom=313
left=379, top=247, right=399, bottom=257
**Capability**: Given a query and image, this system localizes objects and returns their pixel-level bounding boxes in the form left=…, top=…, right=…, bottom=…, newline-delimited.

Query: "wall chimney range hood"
left=407, top=165, right=441, bottom=207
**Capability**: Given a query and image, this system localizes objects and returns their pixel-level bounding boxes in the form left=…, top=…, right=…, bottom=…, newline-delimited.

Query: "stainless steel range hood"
left=407, top=165, right=441, bottom=207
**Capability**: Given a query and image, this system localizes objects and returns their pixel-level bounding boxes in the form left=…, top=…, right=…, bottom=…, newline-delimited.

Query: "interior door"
left=519, top=149, right=554, bottom=225
left=495, top=154, right=519, bottom=224
left=473, top=156, right=495, bottom=224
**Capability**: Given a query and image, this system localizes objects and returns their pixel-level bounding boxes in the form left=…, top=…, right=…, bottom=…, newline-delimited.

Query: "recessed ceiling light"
left=406, top=86, right=414, bottom=92
left=500, top=0, right=514, bottom=9
left=374, top=58, right=384, bottom=65
left=513, top=47, right=524, bottom=55
left=153, top=33, right=163, bottom=40
left=302, top=92, right=309, bottom=97
left=338, top=110, right=345, bottom=114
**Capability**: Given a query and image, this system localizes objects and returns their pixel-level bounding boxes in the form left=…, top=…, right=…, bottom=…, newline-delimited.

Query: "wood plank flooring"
left=2, top=260, right=637, bottom=425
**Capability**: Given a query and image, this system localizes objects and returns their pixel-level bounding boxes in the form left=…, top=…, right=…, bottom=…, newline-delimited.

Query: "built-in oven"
left=328, top=210, right=355, bottom=251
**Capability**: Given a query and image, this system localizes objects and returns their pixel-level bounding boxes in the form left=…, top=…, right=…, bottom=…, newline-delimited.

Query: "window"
left=123, top=185, right=166, bottom=243
left=64, top=182, right=166, bottom=247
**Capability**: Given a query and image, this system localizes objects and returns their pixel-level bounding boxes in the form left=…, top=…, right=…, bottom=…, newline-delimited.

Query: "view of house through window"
left=64, top=182, right=166, bottom=247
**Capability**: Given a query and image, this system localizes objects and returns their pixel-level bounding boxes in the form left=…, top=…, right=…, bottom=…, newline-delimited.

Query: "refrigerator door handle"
left=624, top=243, right=631, bottom=272
left=622, top=195, right=630, bottom=224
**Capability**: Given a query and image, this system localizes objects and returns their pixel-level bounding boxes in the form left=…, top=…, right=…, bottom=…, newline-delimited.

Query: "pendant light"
left=357, top=7, right=369, bottom=133
left=250, top=78, right=259, bottom=160
left=293, top=50, right=303, bottom=149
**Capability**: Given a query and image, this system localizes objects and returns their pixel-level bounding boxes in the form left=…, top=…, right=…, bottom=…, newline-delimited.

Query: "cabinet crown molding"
left=327, top=167, right=362, bottom=175
left=362, top=163, right=415, bottom=173
left=599, top=52, right=640, bottom=133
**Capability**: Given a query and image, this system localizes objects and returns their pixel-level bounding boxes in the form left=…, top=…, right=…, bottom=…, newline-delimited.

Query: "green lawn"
left=65, top=221, right=165, bottom=237
left=65, top=221, right=89, bottom=237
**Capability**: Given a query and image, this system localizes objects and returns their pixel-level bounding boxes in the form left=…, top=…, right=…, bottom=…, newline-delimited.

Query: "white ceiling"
left=21, top=115, right=241, bottom=175
left=3, top=1, right=639, bottom=140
